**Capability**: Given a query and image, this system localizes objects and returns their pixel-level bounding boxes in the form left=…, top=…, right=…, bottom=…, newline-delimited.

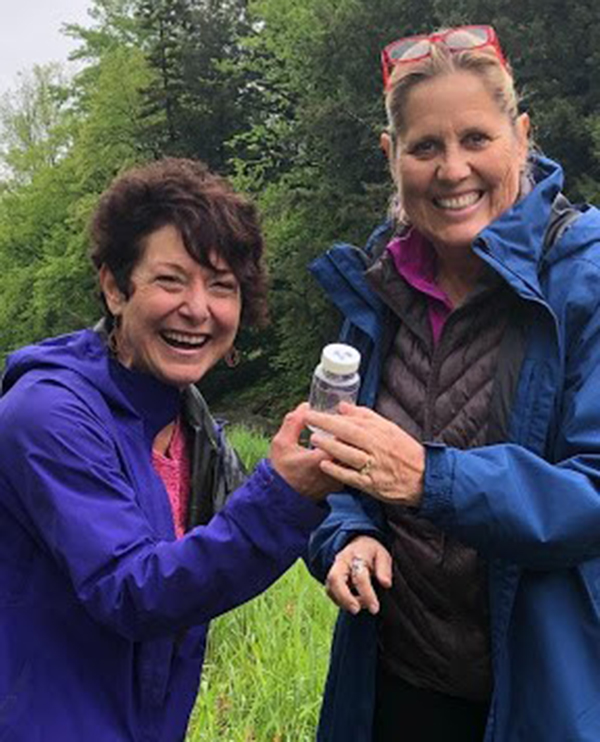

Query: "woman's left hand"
left=306, top=403, right=425, bottom=506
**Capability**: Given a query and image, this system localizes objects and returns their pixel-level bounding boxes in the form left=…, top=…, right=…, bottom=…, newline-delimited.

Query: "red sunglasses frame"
left=381, top=25, right=507, bottom=91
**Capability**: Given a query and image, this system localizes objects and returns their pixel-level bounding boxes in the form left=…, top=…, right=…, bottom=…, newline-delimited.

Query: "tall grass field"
left=185, top=425, right=337, bottom=741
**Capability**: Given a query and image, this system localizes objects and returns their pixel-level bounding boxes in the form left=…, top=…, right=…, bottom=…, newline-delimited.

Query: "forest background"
left=1, top=1, right=599, bottom=739
left=1, top=0, right=599, bottom=423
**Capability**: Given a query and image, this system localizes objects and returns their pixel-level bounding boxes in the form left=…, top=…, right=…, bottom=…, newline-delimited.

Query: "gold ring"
left=359, top=458, right=373, bottom=477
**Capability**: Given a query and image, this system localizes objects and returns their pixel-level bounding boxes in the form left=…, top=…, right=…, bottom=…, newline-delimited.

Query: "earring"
left=107, top=316, right=121, bottom=357
left=224, top=346, right=241, bottom=368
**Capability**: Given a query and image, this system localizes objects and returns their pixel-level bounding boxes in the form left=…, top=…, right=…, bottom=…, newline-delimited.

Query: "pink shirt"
left=152, top=416, right=191, bottom=539
left=386, top=229, right=453, bottom=344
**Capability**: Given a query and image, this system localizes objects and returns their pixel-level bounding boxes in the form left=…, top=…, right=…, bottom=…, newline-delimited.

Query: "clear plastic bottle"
left=308, top=343, right=361, bottom=430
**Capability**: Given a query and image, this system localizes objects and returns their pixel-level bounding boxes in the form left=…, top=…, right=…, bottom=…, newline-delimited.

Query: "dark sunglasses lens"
left=388, top=37, right=431, bottom=61
left=446, top=26, right=489, bottom=49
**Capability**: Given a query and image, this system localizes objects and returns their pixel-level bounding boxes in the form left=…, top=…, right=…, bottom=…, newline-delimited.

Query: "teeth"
left=162, top=331, right=207, bottom=348
left=435, top=192, right=480, bottom=210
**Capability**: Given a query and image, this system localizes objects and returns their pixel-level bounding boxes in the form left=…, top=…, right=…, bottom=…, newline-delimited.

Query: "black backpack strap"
left=543, top=192, right=582, bottom=251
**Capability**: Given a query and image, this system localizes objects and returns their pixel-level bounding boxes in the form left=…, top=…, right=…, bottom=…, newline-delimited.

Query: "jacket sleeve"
left=420, top=285, right=600, bottom=570
left=0, top=381, right=325, bottom=641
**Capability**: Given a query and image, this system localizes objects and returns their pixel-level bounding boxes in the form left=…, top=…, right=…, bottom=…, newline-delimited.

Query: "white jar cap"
left=321, top=343, right=361, bottom=374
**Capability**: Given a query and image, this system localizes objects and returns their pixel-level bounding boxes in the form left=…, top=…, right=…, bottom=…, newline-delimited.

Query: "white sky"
left=0, top=0, right=92, bottom=97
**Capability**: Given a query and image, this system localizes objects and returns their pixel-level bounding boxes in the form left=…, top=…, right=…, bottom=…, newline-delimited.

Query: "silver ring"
left=350, top=556, right=366, bottom=577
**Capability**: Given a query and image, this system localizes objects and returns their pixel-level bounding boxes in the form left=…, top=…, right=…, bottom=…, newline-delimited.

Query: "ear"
left=98, top=265, right=126, bottom=318
left=380, top=130, right=393, bottom=163
left=515, top=112, right=531, bottom=162
left=380, top=130, right=402, bottom=191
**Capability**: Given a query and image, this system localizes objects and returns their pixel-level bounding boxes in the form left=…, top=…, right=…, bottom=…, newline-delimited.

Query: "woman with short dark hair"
left=90, top=157, right=268, bottom=330
left=0, top=157, right=332, bottom=741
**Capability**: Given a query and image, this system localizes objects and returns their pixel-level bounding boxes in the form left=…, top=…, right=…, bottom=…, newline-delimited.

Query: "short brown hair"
left=90, top=158, right=268, bottom=328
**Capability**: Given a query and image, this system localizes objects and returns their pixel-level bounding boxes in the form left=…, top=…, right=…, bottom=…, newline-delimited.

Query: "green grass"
left=225, top=425, right=272, bottom=471
left=185, top=425, right=337, bottom=741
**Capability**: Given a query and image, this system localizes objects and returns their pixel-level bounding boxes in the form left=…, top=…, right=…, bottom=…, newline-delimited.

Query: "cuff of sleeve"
left=255, top=459, right=328, bottom=531
left=419, top=443, right=456, bottom=526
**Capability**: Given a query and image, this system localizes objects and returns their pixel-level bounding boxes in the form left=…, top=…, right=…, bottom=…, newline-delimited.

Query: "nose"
left=436, top=144, right=471, bottom=183
left=179, top=283, right=210, bottom=323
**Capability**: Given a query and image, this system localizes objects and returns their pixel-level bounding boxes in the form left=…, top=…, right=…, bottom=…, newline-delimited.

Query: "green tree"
left=135, top=0, right=193, bottom=151
left=0, top=64, right=71, bottom=184
left=70, top=44, right=157, bottom=192
left=2, top=0, right=599, bottom=416
left=0, top=14, right=155, bottom=356
left=136, top=0, right=252, bottom=170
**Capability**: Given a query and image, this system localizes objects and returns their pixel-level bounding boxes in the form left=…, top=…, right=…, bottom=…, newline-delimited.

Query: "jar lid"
left=320, top=343, right=361, bottom=375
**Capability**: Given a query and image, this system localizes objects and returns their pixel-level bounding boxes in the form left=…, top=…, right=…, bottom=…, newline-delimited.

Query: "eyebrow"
left=153, top=261, right=235, bottom=277
left=204, top=259, right=237, bottom=276
left=152, top=262, right=187, bottom=274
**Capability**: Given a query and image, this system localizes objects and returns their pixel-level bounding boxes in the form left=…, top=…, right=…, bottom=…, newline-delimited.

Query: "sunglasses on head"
left=381, top=25, right=507, bottom=91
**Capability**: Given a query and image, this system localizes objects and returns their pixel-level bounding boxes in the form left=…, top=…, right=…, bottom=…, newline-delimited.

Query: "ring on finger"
left=359, top=457, right=374, bottom=477
left=350, top=556, right=366, bottom=578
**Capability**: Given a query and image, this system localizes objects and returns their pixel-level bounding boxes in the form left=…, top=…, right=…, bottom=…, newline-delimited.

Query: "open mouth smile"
left=434, top=191, right=483, bottom=210
left=160, top=330, right=209, bottom=350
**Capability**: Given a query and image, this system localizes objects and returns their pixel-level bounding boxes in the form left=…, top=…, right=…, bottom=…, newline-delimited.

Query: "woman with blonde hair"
left=306, top=25, right=600, bottom=741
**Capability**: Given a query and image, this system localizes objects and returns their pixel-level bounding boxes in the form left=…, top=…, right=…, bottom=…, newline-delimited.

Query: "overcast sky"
left=0, top=0, right=93, bottom=97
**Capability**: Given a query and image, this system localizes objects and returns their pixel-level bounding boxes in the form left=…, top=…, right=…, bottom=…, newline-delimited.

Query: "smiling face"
left=383, top=70, right=530, bottom=258
left=100, top=224, right=241, bottom=388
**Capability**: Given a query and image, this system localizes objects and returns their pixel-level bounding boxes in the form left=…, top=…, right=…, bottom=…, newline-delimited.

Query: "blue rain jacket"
left=0, top=328, right=325, bottom=741
left=309, top=156, right=600, bottom=741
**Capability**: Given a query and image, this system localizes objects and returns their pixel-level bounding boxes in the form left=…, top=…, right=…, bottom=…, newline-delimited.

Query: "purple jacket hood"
left=3, top=327, right=180, bottom=441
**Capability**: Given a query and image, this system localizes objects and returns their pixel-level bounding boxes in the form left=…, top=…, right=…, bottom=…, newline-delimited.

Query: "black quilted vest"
left=367, top=250, right=525, bottom=701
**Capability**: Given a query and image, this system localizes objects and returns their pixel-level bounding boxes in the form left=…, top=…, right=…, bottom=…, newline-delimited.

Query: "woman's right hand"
left=326, top=535, right=392, bottom=615
left=269, top=403, right=338, bottom=501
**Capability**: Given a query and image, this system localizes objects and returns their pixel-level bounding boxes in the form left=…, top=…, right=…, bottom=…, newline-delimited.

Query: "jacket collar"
left=106, top=354, right=181, bottom=443
left=85, top=319, right=181, bottom=441
left=310, top=244, right=387, bottom=343
left=311, top=156, right=566, bottom=331
left=91, top=322, right=181, bottom=441
left=472, top=156, right=564, bottom=301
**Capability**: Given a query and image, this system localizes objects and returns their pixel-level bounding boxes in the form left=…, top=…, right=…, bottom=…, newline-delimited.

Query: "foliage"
left=0, top=64, right=71, bottom=184
left=135, top=0, right=254, bottom=170
left=0, top=0, right=599, bottom=738
left=0, top=19, right=155, bottom=357
left=1, top=0, right=600, bottom=403
left=225, top=423, right=270, bottom=469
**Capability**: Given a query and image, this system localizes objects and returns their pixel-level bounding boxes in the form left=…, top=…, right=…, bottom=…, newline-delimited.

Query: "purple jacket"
left=0, top=329, right=324, bottom=741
